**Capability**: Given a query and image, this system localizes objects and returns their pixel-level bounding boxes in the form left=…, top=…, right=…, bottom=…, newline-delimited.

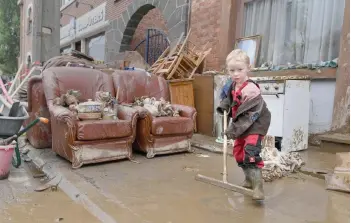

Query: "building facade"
left=18, top=0, right=60, bottom=72
left=59, top=0, right=191, bottom=65
left=18, top=0, right=349, bottom=131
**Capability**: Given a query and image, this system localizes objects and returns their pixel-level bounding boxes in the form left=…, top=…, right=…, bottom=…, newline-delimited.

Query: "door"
left=133, top=28, right=170, bottom=66
left=262, top=94, right=285, bottom=137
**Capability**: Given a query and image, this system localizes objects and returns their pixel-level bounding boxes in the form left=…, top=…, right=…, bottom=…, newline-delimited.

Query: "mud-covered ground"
left=0, top=146, right=349, bottom=223
left=0, top=165, right=98, bottom=222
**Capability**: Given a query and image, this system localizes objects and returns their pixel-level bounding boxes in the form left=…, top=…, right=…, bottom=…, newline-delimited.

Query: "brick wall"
left=58, top=0, right=222, bottom=70
left=130, top=8, right=168, bottom=51
left=189, top=0, right=222, bottom=70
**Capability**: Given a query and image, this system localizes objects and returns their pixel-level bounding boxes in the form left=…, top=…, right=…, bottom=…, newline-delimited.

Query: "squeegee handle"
left=223, top=110, right=228, bottom=183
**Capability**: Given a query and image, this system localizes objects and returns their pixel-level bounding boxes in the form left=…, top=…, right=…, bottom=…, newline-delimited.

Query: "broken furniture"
left=149, top=29, right=212, bottom=80
left=112, top=70, right=197, bottom=158
left=26, top=76, right=52, bottom=149
left=42, top=67, right=139, bottom=168
left=25, top=68, right=116, bottom=149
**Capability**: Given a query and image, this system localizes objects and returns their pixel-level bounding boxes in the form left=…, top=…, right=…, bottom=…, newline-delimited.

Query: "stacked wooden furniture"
left=148, top=30, right=212, bottom=132
left=148, top=29, right=212, bottom=80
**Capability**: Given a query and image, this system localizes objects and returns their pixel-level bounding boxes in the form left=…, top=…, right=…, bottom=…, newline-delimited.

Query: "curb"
left=26, top=147, right=118, bottom=223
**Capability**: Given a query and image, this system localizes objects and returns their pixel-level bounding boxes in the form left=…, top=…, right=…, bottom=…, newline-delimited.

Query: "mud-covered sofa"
left=26, top=76, right=52, bottom=149
left=112, top=70, right=197, bottom=158
left=41, top=67, right=138, bottom=168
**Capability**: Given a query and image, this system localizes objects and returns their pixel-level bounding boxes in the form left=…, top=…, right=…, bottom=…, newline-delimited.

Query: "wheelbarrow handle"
left=16, top=117, right=49, bottom=137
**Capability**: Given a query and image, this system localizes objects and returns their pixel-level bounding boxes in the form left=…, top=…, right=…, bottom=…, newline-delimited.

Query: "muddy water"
left=0, top=165, right=99, bottom=223
left=59, top=150, right=350, bottom=223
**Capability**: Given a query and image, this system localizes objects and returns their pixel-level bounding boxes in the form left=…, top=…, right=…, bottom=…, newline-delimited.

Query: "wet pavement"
left=0, top=164, right=99, bottom=222
left=17, top=144, right=350, bottom=223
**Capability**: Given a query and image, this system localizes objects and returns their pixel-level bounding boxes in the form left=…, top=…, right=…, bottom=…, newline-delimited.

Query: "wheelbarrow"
left=0, top=117, right=49, bottom=180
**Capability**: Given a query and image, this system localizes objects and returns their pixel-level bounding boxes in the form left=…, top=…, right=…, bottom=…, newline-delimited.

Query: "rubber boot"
left=240, top=168, right=252, bottom=189
left=249, top=168, right=264, bottom=201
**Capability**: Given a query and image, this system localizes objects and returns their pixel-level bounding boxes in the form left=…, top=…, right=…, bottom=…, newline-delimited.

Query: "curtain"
left=243, top=0, right=345, bottom=66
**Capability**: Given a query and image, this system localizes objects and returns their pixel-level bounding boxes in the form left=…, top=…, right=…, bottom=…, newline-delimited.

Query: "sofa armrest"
left=50, top=105, right=76, bottom=125
left=120, top=103, right=149, bottom=118
left=117, top=105, right=139, bottom=121
left=172, top=104, right=197, bottom=119
left=27, top=76, right=43, bottom=112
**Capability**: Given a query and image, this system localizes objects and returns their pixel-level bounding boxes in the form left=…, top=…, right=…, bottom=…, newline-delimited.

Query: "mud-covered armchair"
left=26, top=75, right=52, bottom=149
left=42, top=67, right=138, bottom=168
left=112, top=70, right=197, bottom=158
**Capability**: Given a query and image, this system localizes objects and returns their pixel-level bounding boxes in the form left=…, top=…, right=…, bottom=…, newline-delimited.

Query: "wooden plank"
left=193, top=75, right=214, bottom=136
left=195, top=174, right=254, bottom=197
left=166, top=55, right=183, bottom=80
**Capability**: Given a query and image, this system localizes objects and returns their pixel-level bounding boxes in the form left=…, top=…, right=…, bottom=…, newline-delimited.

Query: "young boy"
left=217, top=49, right=271, bottom=201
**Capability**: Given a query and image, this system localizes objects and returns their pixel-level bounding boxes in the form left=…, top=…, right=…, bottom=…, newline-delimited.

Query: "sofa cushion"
left=151, top=117, right=193, bottom=136
left=77, top=120, right=132, bottom=141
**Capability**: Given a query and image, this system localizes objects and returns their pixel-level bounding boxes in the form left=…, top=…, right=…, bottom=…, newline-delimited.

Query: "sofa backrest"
left=42, top=67, right=115, bottom=103
left=112, top=70, right=169, bottom=104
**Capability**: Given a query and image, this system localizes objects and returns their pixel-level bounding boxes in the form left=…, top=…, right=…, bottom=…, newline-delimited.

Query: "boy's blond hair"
left=226, top=49, right=250, bottom=66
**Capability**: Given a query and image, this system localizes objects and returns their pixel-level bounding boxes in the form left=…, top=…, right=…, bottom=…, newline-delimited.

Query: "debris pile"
left=42, top=49, right=108, bottom=71
left=133, top=96, right=180, bottom=117
left=260, top=135, right=305, bottom=182
left=114, top=51, right=150, bottom=70
left=148, top=29, right=212, bottom=80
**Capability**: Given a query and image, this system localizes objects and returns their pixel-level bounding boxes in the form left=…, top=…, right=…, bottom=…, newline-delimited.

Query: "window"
left=239, top=0, right=345, bottom=66
left=26, top=5, right=33, bottom=35
left=86, top=34, right=105, bottom=62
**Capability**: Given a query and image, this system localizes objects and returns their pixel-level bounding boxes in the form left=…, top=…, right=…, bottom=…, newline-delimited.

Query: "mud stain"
left=65, top=151, right=350, bottom=223
left=0, top=189, right=99, bottom=223
left=0, top=165, right=99, bottom=223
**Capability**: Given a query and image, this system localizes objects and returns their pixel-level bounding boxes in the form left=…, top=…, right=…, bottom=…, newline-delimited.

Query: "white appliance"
left=251, top=78, right=311, bottom=152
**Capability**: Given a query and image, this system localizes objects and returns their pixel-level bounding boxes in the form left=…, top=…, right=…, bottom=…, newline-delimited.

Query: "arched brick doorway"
left=105, top=0, right=189, bottom=63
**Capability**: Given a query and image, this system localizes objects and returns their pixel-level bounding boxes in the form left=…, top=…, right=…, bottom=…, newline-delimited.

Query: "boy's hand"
left=221, top=131, right=235, bottom=139
left=217, top=97, right=231, bottom=115
left=221, top=123, right=236, bottom=139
